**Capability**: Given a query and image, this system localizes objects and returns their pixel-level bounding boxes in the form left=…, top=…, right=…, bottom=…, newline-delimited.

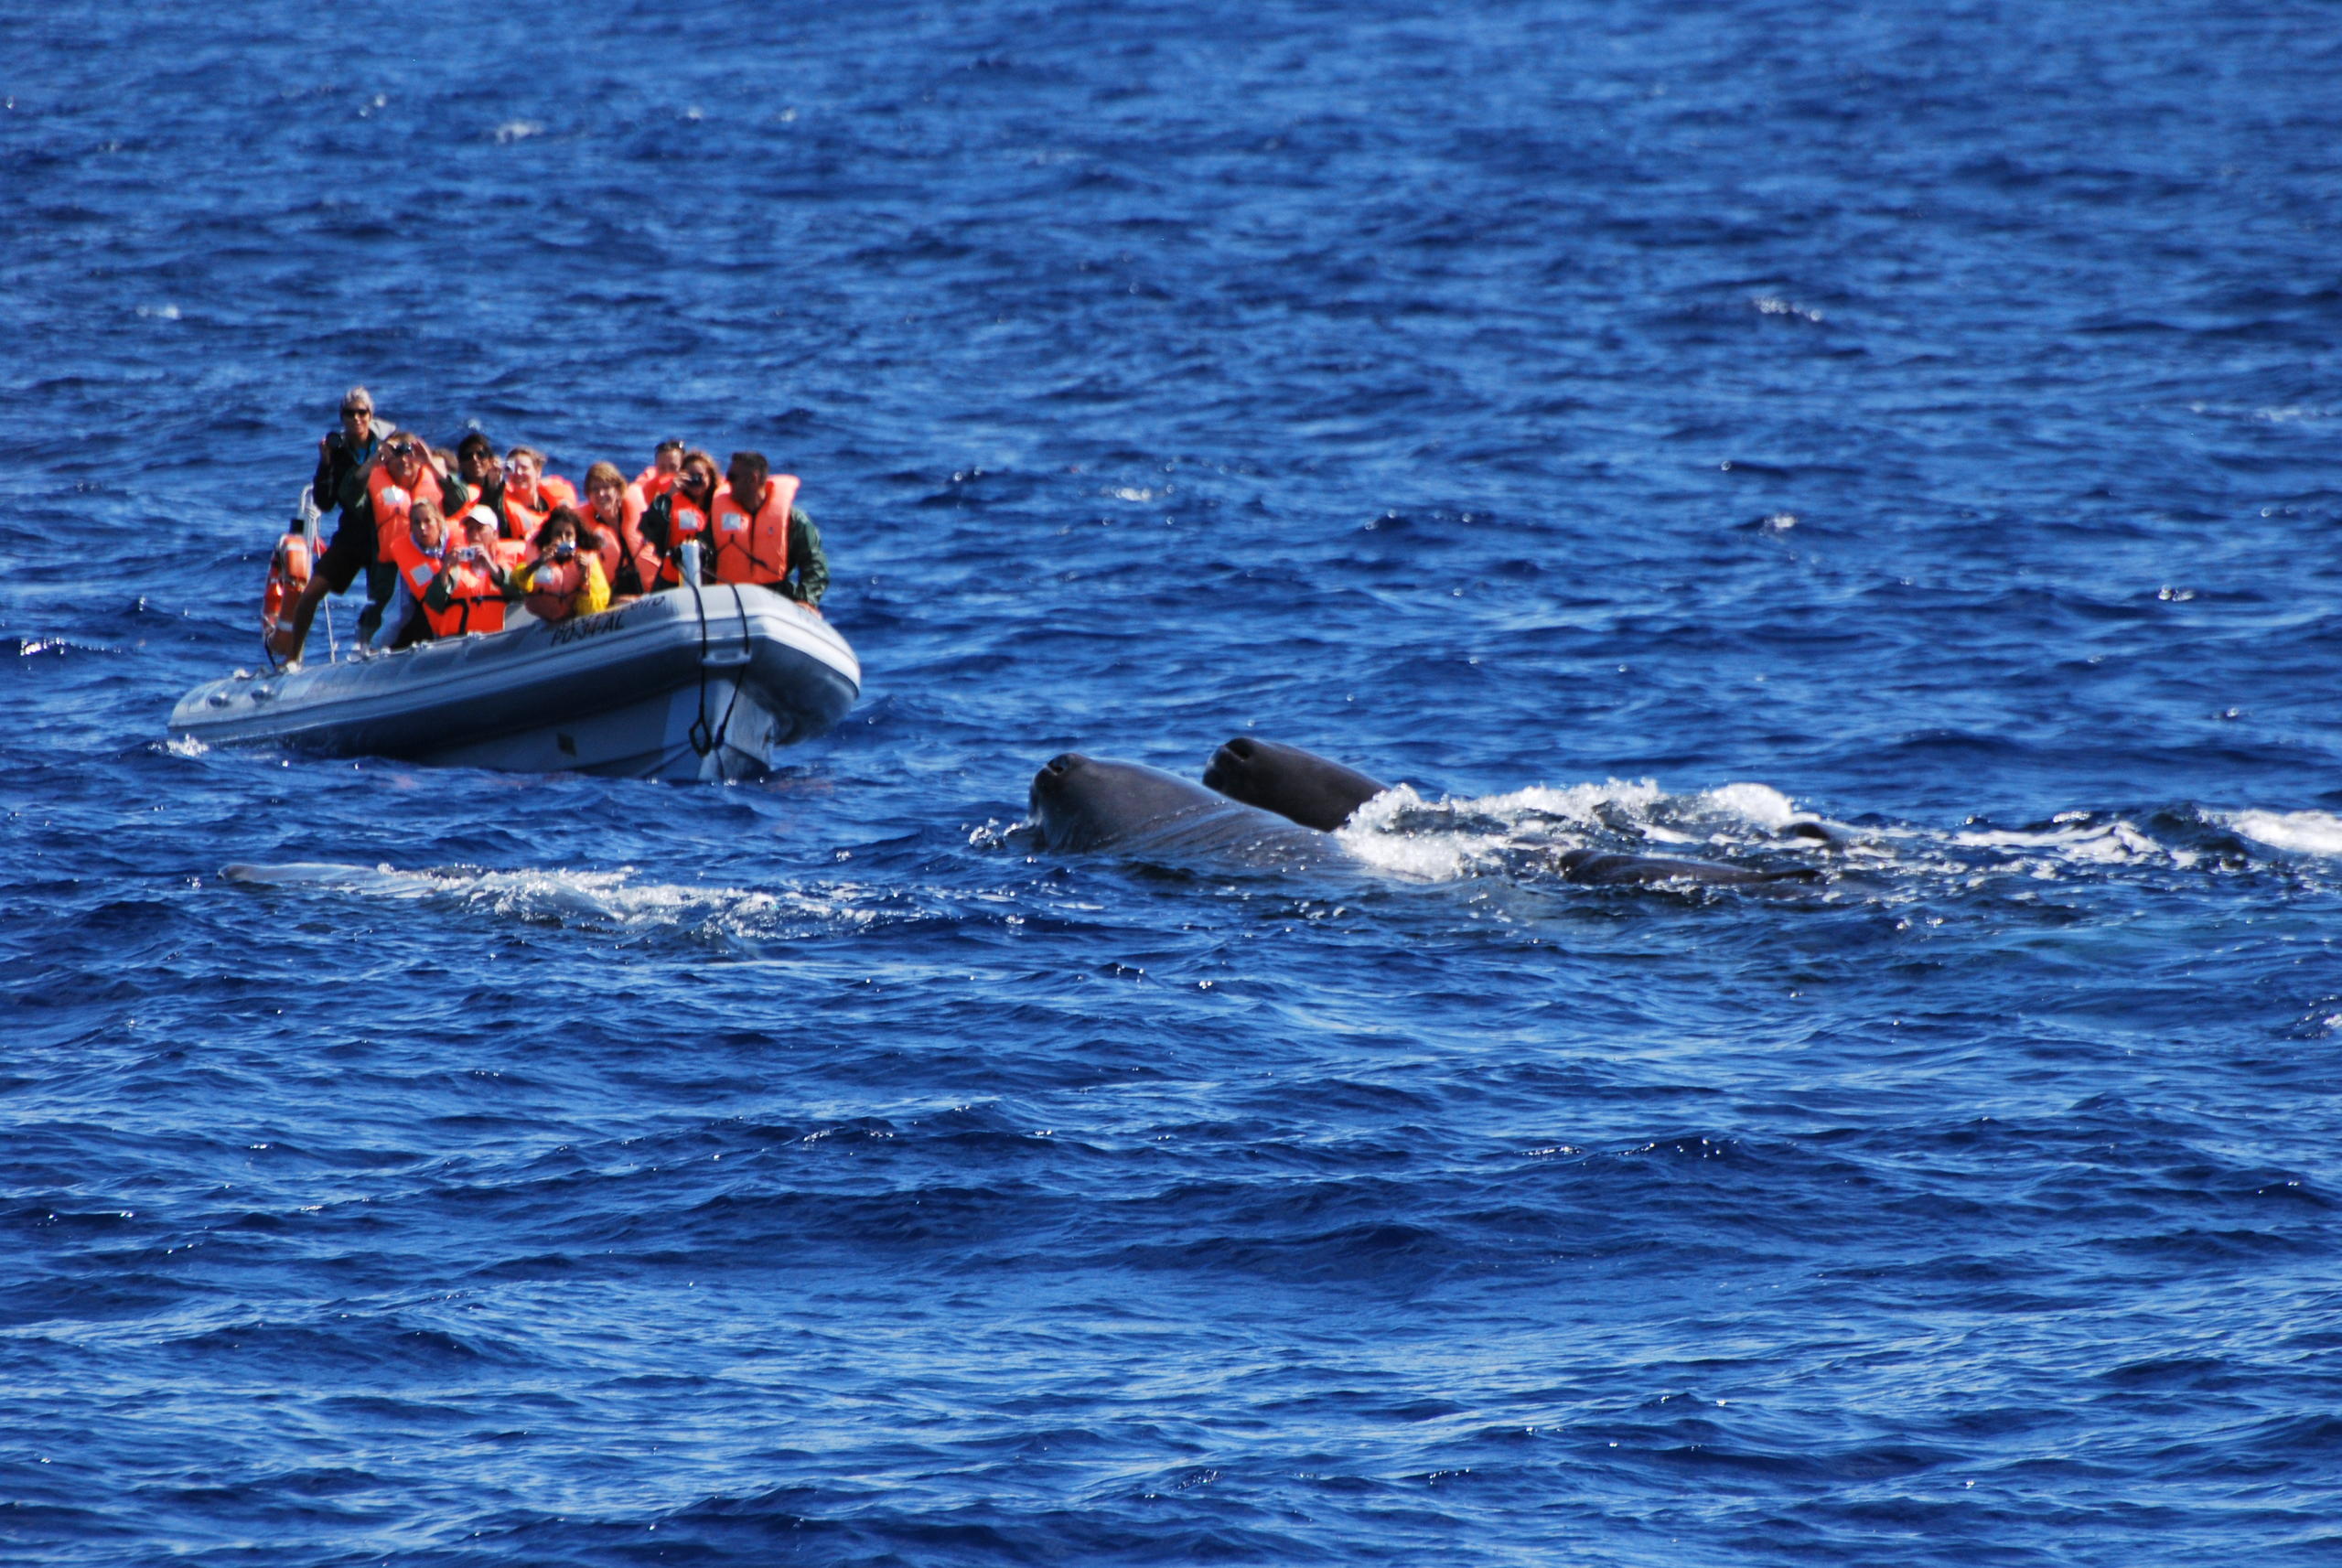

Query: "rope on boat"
left=683, top=558, right=749, bottom=772
left=686, top=565, right=715, bottom=761
left=705, top=584, right=750, bottom=760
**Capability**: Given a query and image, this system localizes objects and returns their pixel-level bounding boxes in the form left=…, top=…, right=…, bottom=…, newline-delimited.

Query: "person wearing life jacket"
left=634, top=439, right=685, bottom=503
left=464, top=509, right=528, bottom=616
left=349, top=432, right=445, bottom=553
left=496, top=445, right=553, bottom=543
left=309, top=386, right=380, bottom=520
left=704, top=451, right=829, bottom=613
left=578, top=460, right=659, bottom=599
left=456, top=431, right=500, bottom=497
left=637, top=449, right=721, bottom=589
left=515, top=445, right=578, bottom=512
left=421, top=511, right=521, bottom=639
left=452, top=433, right=528, bottom=540
left=377, top=497, right=453, bottom=650
left=356, top=432, right=452, bottom=611
left=279, top=427, right=474, bottom=666
left=455, top=499, right=531, bottom=575
left=514, top=507, right=612, bottom=624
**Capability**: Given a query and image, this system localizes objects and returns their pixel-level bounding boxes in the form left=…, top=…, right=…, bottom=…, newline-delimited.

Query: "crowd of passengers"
left=279, top=385, right=828, bottom=666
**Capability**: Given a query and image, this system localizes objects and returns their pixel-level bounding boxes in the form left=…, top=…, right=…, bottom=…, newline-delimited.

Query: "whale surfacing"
left=1203, top=736, right=1391, bottom=831
left=1029, top=753, right=1337, bottom=865
left=1030, top=739, right=1836, bottom=892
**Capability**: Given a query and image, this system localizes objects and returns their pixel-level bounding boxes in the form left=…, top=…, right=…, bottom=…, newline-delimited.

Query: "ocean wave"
left=2226, top=809, right=2342, bottom=859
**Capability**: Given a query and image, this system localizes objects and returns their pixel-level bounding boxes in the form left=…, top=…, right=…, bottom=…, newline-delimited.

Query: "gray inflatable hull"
left=169, top=585, right=861, bottom=783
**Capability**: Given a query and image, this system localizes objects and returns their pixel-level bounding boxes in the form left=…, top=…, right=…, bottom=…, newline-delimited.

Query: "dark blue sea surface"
left=6, top=1, right=2342, bottom=1562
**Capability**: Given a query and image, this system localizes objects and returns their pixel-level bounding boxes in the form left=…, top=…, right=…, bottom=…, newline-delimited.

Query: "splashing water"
left=2228, top=809, right=2342, bottom=859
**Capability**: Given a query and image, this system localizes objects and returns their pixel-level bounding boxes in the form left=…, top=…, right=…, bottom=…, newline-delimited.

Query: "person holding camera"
left=279, top=425, right=478, bottom=666
left=515, top=507, right=610, bottom=624
left=634, top=438, right=686, bottom=502
left=310, top=386, right=381, bottom=518
left=421, top=510, right=521, bottom=638
left=637, top=449, right=722, bottom=588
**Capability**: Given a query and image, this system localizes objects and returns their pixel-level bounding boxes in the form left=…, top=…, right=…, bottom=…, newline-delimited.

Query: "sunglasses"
left=341, top=405, right=371, bottom=416
left=386, top=441, right=418, bottom=456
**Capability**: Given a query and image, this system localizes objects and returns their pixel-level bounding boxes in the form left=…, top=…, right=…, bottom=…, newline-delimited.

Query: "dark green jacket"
left=312, top=429, right=380, bottom=516
left=639, top=491, right=829, bottom=606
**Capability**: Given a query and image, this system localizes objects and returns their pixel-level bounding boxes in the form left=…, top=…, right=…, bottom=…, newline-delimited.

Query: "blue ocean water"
left=6, top=0, right=2342, bottom=1561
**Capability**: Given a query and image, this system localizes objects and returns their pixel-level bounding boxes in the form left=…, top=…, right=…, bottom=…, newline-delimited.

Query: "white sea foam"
left=1429, top=779, right=1669, bottom=824
left=1700, top=782, right=1800, bottom=831
left=493, top=120, right=543, bottom=145
left=2189, top=400, right=2337, bottom=426
left=218, top=861, right=878, bottom=939
left=1335, top=786, right=1482, bottom=880
left=1338, top=775, right=2224, bottom=891
left=2229, top=809, right=2342, bottom=858
left=1336, top=778, right=1713, bottom=882
left=1950, top=817, right=2186, bottom=869
left=968, top=818, right=1028, bottom=850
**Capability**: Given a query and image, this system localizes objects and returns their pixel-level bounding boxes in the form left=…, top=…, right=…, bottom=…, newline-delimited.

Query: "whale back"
left=1203, top=736, right=1391, bottom=832
left=1032, top=753, right=1335, bottom=865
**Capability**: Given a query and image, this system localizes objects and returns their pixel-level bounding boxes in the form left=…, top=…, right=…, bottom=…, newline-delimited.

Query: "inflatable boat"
left=169, top=581, right=861, bottom=783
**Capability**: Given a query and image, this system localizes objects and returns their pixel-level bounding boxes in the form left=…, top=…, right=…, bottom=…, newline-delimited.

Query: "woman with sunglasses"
left=309, top=387, right=380, bottom=519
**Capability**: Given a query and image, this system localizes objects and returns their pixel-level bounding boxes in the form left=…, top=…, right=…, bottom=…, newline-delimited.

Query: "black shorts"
left=318, top=517, right=376, bottom=595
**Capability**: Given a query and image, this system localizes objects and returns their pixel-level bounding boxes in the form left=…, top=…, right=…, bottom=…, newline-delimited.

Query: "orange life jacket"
left=429, top=554, right=507, bottom=638
left=493, top=537, right=532, bottom=575
left=635, top=465, right=677, bottom=502
left=655, top=498, right=710, bottom=586
left=385, top=532, right=445, bottom=599
left=500, top=485, right=547, bottom=542
left=522, top=553, right=587, bottom=622
left=382, top=532, right=447, bottom=642
left=368, top=464, right=445, bottom=558
left=709, top=475, right=799, bottom=585
left=262, top=531, right=316, bottom=656
left=584, top=484, right=657, bottom=595
left=539, top=474, right=578, bottom=510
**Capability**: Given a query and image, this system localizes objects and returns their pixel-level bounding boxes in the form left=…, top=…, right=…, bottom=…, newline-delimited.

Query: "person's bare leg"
left=282, top=574, right=332, bottom=667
